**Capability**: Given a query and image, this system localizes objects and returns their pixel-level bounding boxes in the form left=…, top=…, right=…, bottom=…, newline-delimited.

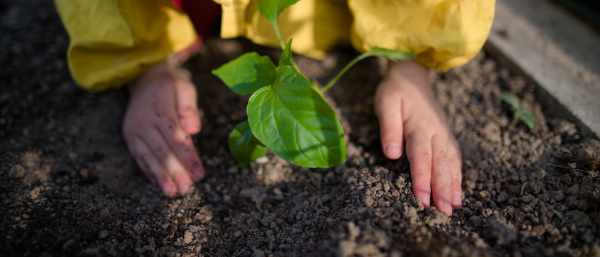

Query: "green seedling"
left=500, top=92, right=535, bottom=129
left=212, top=0, right=415, bottom=168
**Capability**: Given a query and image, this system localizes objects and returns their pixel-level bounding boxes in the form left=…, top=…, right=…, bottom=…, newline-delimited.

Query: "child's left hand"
left=375, top=60, right=462, bottom=216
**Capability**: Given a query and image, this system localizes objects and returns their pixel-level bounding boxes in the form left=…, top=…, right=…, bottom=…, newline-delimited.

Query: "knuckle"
left=162, top=117, right=178, bottom=132
left=410, top=146, right=431, bottom=161
left=382, top=123, right=403, bottom=134
left=172, top=132, right=190, bottom=145
left=152, top=146, right=168, bottom=158
left=135, top=155, right=151, bottom=172
left=173, top=137, right=188, bottom=147
left=449, top=149, right=462, bottom=167
left=409, top=148, right=432, bottom=177
left=422, top=120, right=440, bottom=133
left=170, top=169, right=187, bottom=179
left=451, top=172, right=462, bottom=185
left=132, top=118, right=147, bottom=130
left=173, top=138, right=185, bottom=146
left=153, top=104, right=166, bottom=118
left=178, top=105, right=198, bottom=115
left=137, top=152, right=150, bottom=162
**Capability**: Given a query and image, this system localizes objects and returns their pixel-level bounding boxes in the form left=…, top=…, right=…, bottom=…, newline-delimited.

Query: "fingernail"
left=192, top=168, right=204, bottom=181
left=385, top=143, right=401, bottom=158
left=182, top=118, right=199, bottom=130
left=161, top=183, right=172, bottom=196
left=441, top=199, right=453, bottom=215
left=435, top=199, right=452, bottom=216
left=418, top=194, right=430, bottom=207
left=179, top=184, right=190, bottom=195
left=452, top=192, right=462, bottom=206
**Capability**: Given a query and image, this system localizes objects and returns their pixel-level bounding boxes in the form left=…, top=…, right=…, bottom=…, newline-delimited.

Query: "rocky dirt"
left=1, top=1, right=599, bottom=256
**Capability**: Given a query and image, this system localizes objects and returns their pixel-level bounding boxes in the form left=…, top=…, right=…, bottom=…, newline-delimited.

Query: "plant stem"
left=273, top=23, right=285, bottom=49
left=510, top=110, right=520, bottom=127
left=273, top=23, right=301, bottom=71
left=319, top=52, right=370, bottom=93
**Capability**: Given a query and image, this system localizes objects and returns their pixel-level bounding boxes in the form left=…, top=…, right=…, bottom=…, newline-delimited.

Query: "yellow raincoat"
left=55, top=0, right=495, bottom=91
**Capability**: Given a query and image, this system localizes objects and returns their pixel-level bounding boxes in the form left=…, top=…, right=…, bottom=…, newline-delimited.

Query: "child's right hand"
left=122, top=59, right=205, bottom=197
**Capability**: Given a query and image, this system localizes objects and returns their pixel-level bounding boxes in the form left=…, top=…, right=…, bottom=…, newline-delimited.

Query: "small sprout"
left=214, top=0, right=415, bottom=168
left=500, top=92, right=535, bottom=129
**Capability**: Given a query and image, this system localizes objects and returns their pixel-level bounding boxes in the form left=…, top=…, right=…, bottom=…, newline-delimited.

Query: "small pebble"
left=255, top=156, right=269, bottom=164
left=184, top=230, right=194, bottom=244
left=533, top=225, right=545, bottom=237
left=227, top=166, right=238, bottom=174
left=395, top=177, right=406, bottom=189
left=9, top=164, right=25, bottom=179
left=99, top=230, right=109, bottom=239
left=339, top=240, right=356, bottom=257
left=133, top=224, right=141, bottom=233
left=63, top=239, right=76, bottom=250
left=30, top=187, right=40, bottom=200
left=252, top=247, right=265, bottom=257
left=363, top=196, right=374, bottom=207
left=80, top=169, right=89, bottom=180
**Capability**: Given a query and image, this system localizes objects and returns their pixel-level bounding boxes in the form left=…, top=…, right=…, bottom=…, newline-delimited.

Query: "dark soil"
left=1, top=1, right=599, bottom=257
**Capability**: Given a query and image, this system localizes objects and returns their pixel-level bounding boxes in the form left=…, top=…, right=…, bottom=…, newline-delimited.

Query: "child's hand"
left=375, top=60, right=462, bottom=216
left=123, top=59, right=205, bottom=197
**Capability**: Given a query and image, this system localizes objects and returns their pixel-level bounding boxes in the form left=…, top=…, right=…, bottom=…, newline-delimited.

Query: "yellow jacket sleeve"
left=219, top=0, right=494, bottom=71
left=348, top=0, right=495, bottom=71
left=55, top=0, right=197, bottom=91
left=220, top=0, right=352, bottom=60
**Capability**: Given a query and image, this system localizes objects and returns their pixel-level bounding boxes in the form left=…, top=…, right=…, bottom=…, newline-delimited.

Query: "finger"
left=141, top=127, right=194, bottom=196
left=124, top=118, right=158, bottom=186
left=156, top=115, right=205, bottom=182
left=448, top=139, right=463, bottom=209
left=405, top=128, right=433, bottom=208
left=132, top=138, right=178, bottom=197
left=375, top=83, right=404, bottom=159
left=174, top=79, right=201, bottom=135
left=123, top=131, right=155, bottom=183
left=152, top=80, right=205, bottom=181
left=431, top=134, right=453, bottom=216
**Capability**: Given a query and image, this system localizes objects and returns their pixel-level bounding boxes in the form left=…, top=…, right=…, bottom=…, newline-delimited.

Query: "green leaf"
left=362, top=47, right=416, bottom=61
left=247, top=65, right=346, bottom=168
left=520, top=111, right=535, bottom=129
left=279, top=39, right=292, bottom=66
left=258, top=0, right=300, bottom=26
left=211, top=52, right=276, bottom=95
left=500, top=92, right=521, bottom=110
left=518, top=105, right=535, bottom=129
left=229, top=121, right=267, bottom=168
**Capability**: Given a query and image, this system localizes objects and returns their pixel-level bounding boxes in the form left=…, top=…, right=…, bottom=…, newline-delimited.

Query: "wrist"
left=387, top=60, right=430, bottom=79
left=128, top=57, right=190, bottom=95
